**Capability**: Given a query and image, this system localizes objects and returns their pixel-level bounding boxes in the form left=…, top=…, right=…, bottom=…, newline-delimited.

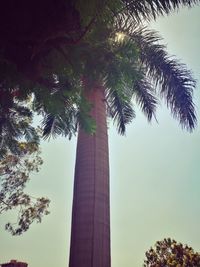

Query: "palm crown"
left=0, top=0, right=198, bottom=149
left=40, top=15, right=196, bottom=139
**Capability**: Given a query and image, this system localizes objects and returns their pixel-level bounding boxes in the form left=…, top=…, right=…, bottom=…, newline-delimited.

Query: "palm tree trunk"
left=69, top=85, right=111, bottom=267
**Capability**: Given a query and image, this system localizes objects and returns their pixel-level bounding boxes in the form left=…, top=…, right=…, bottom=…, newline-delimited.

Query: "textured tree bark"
left=69, top=86, right=111, bottom=267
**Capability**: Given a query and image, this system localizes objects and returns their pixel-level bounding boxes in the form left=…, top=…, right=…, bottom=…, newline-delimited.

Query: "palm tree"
left=66, top=6, right=197, bottom=267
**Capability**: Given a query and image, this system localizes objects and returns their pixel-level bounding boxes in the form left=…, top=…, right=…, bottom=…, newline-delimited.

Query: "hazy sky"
left=1, top=5, right=200, bottom=267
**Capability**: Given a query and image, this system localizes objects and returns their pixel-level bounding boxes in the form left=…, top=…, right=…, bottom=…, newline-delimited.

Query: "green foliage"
left=144, top=238, right=200, bottom=267
left=0, top=141, right=50, bottom=235
left=75, top=0, right=102, bottom=25
left=0, top=0, right=198, bottom=140
left=76, top=93, right=97, bottom=134
left=123, top=0, right=200, bottom=22
left=0, top=91, right=39, bottom=159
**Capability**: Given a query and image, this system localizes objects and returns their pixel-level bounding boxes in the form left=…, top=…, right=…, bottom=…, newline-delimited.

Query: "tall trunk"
left=69, top=86, right=111, bottom=267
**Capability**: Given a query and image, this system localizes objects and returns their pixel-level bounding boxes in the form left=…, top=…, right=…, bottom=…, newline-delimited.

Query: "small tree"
left=144, top=238, right=200, bottom=267
left=0, top=141, right=50, bottom=235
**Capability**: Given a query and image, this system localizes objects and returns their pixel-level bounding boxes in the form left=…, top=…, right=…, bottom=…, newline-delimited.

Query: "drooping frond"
left=23, top=126, right=39, bottom=143
left=102, top=34, right=158, bottom=123
left=106, top=87, right=135, bottom=135
left=40, top=85, right=98, bottom=138
left=133, top=73, right=158, bottom=121
left=32, top=79, right=80, bottom=139
left=42, top=110, right=77, bottom=140
left=124, top=26, right=197, bottom=130
left=121, top=0, right=200, bottom=22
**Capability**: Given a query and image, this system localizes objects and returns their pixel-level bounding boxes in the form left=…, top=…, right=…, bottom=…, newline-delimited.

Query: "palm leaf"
left=23, top=126, right=39, bottom=143
left=42, top=107, right=78, bottom=140
left=133, top=73, right=158, bottom=121
left=106, top=87, right=135, bottom=135
left=121, top=0, right=200, bottom=22
left=42, top=114, right=69, bottom=140
left=126, top=26, right=197, bottom=130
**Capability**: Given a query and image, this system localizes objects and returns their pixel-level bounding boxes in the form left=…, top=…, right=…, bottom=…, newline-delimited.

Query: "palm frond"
left=42, top=114, right=69, bottom=140
left=102, top=34, right=158, bottom=133
left=133, top=74, right=158, bottom=121
left=42, top=108, right=77, bottom=140
left=23, top=126, right=39, bottom=143
left=129, top=26, right=197, bottom=130
left=121, top=0, right=200, bottom=22
left=106, top=87, right=135, bottom=135
left=42, top=114, right=59, bottom=139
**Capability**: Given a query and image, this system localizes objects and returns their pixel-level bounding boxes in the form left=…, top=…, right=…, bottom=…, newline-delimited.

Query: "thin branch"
left=47, top=17, right=96, bottom=48
left=0, top=199, right=12, bottom=210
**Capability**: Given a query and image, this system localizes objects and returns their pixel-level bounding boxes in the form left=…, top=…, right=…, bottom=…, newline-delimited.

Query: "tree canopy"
left=144, top=238, right=200, bottom=267
left=0, top=0, right=198, bottom=143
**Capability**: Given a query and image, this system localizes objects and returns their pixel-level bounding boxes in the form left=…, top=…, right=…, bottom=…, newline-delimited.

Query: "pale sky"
left=0, top=5, right=200, bottom=267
